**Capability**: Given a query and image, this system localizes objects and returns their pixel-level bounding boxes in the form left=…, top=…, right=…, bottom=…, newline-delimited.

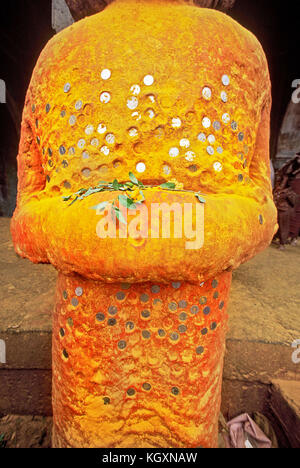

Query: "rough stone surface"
left=274, top=99, right=300, bottom=170
left=52, top=0, right=74, bottom=32
left=228, top=242, right=300, bottom=347
left=224, top=341, right=299, bottom=385
left=270, top=380, right=300, bottom=448
left=0, top=370, right=52, bottom=416
left=221, top=378, right=270, bottom=420
left=0, top=218, right=56, bottom=337
left=226, top=239, right=300, bottom=383
left=0, top=415, right=52, bottom=448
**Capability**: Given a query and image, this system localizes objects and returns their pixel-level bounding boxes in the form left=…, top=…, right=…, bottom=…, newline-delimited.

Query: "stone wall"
left=52, top=0, right=74, bottom=32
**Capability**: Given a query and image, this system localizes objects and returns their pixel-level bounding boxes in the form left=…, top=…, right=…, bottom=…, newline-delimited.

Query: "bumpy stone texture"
left=0, top=415, right=52, bottom=448
left=275, top=99, right=300, bottom=169
left=52, top=272, right=231, bottom=447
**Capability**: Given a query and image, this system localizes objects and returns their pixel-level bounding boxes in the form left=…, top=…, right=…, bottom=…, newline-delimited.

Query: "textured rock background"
left=65, top=0, right=236, bottom=21
left=275, top=99, right=300, bottom=170
left=0, top=415, right=52, bottom=448
left=52, top=0, right=74, bottom=32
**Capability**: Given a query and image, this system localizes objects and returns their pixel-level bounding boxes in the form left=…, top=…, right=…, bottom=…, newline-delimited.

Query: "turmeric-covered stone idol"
left=11, top=0, right=277, bottom=448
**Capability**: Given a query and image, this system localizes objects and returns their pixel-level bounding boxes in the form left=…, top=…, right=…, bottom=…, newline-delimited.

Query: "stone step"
left=269, top=379, right=300, bottom=448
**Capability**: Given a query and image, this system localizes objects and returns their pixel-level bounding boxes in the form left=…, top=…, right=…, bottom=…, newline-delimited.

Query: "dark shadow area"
left=0, top=0, right=53, bottom=216
left=229, top=0, right=300, bottom=160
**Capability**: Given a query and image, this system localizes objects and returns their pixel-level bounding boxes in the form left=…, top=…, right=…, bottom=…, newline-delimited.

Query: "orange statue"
left=11, top=0, right=277, bottom=448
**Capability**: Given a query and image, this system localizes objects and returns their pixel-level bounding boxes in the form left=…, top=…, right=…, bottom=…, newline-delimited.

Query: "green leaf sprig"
left=62, top=173, right=206, bottom=224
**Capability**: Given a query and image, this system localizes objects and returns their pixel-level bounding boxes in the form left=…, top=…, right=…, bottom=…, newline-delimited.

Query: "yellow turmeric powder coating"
left=11, top=0, right=277, bottom=282
left=52, top=272, right=231, bottom=448
left=11, top=0, right=277, bottom=448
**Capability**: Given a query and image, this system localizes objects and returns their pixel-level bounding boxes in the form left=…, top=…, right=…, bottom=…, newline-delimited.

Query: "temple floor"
left=0, top=217, right=299, bottom=448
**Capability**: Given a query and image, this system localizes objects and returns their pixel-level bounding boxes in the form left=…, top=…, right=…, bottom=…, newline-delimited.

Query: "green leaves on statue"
left=62, top=173, right=206, bottom=212
left=118, top=195, right=137, bottom=210
left=195, top=193, right=206, bottom=204
left=160, top=182, right=176, bottom=190
left=90, top=201, right=109, bottom=212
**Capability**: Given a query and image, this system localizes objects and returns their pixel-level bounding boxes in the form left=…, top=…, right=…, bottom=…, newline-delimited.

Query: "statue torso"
left=26, top=1, right=269, bottom=198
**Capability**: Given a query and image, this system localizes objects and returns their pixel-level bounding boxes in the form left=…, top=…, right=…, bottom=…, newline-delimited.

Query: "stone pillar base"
left=52, top=272, right=232, bottom=448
